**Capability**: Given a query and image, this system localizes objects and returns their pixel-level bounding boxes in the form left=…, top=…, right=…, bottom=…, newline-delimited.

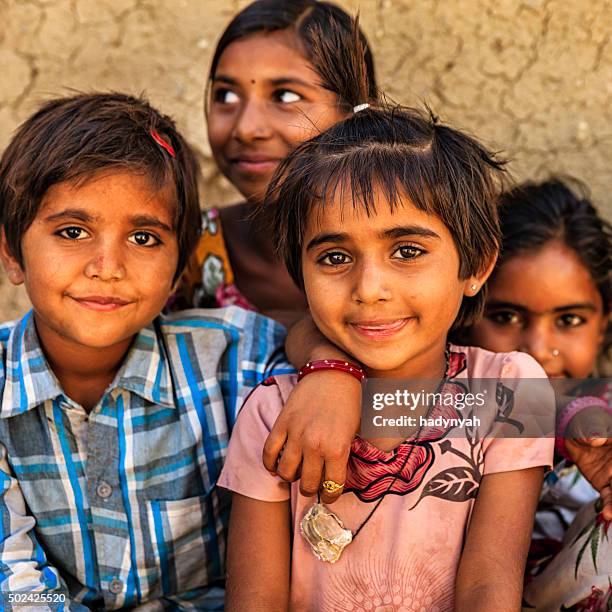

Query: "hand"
left=564, top=406, right=612, bottom=520
left=262, top=370, right=362, bottom=504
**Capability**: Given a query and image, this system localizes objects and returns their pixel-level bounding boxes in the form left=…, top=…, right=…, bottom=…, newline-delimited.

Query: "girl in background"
left=176, top=0, right=378, bottom=326
left=219, top=102, right=553, bottom=611
left=465, top=178, right=611, bottom=611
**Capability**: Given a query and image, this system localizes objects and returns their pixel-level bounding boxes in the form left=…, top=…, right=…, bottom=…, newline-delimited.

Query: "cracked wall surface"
left=0, top=0, right=611, bottom=320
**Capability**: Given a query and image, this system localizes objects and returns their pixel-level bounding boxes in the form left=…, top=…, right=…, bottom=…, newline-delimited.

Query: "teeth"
left=357, top=320, right=403, bottom=329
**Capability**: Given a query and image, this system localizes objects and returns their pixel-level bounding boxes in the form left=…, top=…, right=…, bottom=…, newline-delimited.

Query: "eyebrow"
left=130, top=215, right=174, bottom=233
left=486, top=300, right=598, bottom=314
left=381, top=226, right=440, bottom=240
left=213, top=75, right=238, bottom=86
left=305, top=225, right=440, bottom=251
left=213, top=74, right=316, bottom=90
left=44, top=208, right=95, bottom=223
left=270, top=77, right=316, bottom=90
left=44, top=209, right=174, bottom=233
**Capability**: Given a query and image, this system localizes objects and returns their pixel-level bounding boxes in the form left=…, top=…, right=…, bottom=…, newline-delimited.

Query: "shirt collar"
left=0, top=313, right=175, bottom=418
left=111, top=319, right=176, bottom=408
left=1, top=312, right=64, bottom=417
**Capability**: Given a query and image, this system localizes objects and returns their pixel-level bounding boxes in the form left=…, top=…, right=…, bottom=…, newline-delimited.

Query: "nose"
left=232, top=99, right=273, bottom=143
left=84, top=239, right=126, bottom=282
left=351, top=259, right=392, bottom=305
left=519, top=320, right=556, bottom=366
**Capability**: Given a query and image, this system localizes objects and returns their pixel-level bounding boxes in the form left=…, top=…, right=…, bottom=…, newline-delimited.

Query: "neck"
left=34, top=317, right=133, bottom=412
left=364, top=340, right=449, bottom=381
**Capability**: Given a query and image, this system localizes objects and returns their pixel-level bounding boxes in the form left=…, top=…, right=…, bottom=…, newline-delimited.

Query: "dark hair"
left=264, top=105, right=506, bottom=329
left=208, top=0, right=378, bottom=112
left=0, top=92, right=201, bottom=280
left=497, top=177, right=612, bottom=350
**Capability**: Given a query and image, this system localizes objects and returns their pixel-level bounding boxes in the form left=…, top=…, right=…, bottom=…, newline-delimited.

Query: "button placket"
left=109, top=578, right=123, bottom=594
left=96, top=480, right=113, bottom=499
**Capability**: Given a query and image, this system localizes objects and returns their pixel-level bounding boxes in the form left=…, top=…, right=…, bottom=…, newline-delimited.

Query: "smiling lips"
left=70, top=295, right=132, bottom=312
left=349, top=318, right=412, bottom=339
left=231, top=154, right=281, bottom=175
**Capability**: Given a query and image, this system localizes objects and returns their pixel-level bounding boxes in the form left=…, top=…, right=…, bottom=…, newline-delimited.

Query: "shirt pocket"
left=147, top=492, right=227, bottom=597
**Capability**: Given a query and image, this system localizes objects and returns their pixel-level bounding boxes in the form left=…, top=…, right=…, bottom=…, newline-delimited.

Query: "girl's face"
left=470, top=240, right=607, bottom=378
left=208, top=29, right=345, bottom=204
left=301, top=189, right=491, bottom=379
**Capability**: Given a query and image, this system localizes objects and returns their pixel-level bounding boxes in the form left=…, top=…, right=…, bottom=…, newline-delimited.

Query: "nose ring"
left=551, top=348, right=560, bottom=357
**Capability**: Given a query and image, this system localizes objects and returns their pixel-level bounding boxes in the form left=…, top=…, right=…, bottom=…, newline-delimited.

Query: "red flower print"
left=345, top=437, right=436, bottom=502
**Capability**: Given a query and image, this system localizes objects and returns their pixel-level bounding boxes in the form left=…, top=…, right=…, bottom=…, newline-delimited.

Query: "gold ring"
left=322, top=480, right=345, bottom=494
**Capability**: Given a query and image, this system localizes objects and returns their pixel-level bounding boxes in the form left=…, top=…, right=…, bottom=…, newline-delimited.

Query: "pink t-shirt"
left=219, top=345, right=554, bottom=611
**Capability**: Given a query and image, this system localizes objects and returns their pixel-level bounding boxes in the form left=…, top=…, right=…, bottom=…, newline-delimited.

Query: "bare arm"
left=284, top=312, right=352, bottom=365
left=225, top=493, right=291, bottom=612
left=265, top=314, right=362, bottom=503
left=455, top=467, right=544, bottom=612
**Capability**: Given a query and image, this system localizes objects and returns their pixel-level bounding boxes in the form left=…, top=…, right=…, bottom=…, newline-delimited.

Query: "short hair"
left=497, top=177, right=611, bottom=351
left=263, top=105, right=506, bottom=329
left=207, top=0, right=378, bottom=112
left=0, top=92, right=201, bottom=280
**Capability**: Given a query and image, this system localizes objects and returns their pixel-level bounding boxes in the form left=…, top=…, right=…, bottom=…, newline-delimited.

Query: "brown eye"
left=556, top=313, right=585, bottom=328
left=214, top=88, right=240, bottom=104
left=129, top=232, right=160, bottom=247
left=392, top=245, right=425, bottom=260
left=319, top=252, right=350, bottom=266
left=275, top=90, right=301, bottom=104
left=486, top=310, right=522, bottom=326
left=57, top=227, right=88, bottom=240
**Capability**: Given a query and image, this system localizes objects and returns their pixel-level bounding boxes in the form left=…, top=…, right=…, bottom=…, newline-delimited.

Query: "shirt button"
left=109, top=578, right=123, bottom=594
left=96, top=481, right=113, bottom=499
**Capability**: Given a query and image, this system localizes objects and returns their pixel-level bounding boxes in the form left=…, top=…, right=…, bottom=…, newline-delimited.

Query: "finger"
left=262, top=420, right=289, bottom=473
left=585, top=437, right=609, bottom=447
left=274, top=438, right=303, bottom=482
left=601, top=485, right=612, bottom=522
left=567, top=410, right=612, bottom=443
left=320, top=454, right=349, bottom=505
left=299, top=450, right=324, bottom=497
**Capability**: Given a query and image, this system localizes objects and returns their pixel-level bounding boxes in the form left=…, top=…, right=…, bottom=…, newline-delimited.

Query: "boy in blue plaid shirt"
left=0, top=93, right=299, bottom=610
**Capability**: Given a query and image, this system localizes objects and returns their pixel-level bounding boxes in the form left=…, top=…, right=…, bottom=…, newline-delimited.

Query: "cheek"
left=302, top=269, right=346, bottom=329
left=22, top=248, right=73, bottom=289
left=136, top=251, right=177, bottom=293
left=207, top=114, right=233, bottom=156
left=562, top=326, right=603, bottom=374
left=469, top=320, right=519, bottom=353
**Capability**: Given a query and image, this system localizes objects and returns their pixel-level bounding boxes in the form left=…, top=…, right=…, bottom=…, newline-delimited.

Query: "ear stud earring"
left=551, top=348, right=560, bottom=357
left=470, top=283, right=478, bottom=292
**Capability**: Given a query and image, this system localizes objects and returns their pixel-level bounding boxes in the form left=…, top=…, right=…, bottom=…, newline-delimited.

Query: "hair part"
left=0, top=92, right=202, bottom=280
left=263, top=105, right=506, bottom=329
left=208, top=0, right=378, bottom=112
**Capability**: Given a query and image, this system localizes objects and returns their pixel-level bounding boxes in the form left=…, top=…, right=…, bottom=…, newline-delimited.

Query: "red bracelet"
left=297, top=359, right=366, bottom=383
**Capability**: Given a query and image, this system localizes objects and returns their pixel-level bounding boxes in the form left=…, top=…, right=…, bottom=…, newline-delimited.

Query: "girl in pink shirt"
left=219, top=100, right=554, bottom=610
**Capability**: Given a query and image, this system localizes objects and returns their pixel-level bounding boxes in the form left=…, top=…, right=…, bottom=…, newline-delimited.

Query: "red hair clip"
left=150, top=129, right=175, bottom=158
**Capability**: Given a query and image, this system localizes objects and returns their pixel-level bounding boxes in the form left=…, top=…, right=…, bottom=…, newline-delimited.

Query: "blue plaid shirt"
left=0, top=308, right=291, bottom=610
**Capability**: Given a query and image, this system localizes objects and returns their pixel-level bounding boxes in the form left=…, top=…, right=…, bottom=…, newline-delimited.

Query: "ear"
left=463, top=251, right=498, bottom=297
left=0, top=229, right=25, bottom=286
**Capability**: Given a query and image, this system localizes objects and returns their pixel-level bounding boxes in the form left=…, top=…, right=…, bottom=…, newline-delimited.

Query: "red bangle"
left=298, top=359, right=366, bottom=383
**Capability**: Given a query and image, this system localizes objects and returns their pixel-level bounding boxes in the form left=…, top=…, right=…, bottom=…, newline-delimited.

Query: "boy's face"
left=1, top=171, right=179, bottom=356
left=301, top=190, right=488, bottom=379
